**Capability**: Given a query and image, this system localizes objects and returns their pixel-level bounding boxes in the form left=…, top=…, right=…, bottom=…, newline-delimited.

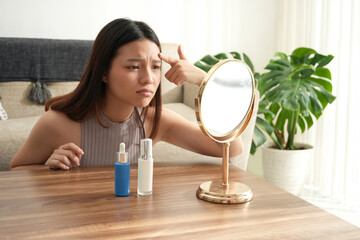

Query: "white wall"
left=0, top=0, right=280, bottom=71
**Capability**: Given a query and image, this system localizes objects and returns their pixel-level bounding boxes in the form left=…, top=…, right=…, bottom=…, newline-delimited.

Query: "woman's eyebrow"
left=127, top=58, right=161, bottom=63
left=127, top=58, right=144, bottom=62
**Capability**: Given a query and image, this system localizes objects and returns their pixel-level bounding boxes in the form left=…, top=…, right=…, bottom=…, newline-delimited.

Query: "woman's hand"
left=159, top=45, right=207, bottom=86
left=46, top=143, right=84, bottom=170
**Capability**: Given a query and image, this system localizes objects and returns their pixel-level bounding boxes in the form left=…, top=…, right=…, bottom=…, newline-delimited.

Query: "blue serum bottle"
left=115, top=143, right=130, bottom=197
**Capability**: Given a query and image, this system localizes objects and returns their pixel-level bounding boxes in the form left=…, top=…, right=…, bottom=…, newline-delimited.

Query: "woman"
left=10, top=18, right=243, bottom=170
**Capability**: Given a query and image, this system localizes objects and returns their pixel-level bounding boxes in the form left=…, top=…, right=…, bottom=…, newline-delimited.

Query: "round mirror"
left=196, top=59, right=255, bottom=142
left=195, top=59, right=255, bottom=204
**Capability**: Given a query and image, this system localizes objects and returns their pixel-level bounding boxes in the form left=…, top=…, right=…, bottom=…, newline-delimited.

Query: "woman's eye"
left=152, top=65, right=161, bottom=70
left=128, top=66, right=140, bottom=70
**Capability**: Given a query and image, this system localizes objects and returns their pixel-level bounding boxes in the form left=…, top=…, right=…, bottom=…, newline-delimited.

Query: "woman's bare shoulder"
left=10, top=110, right=81, bottom=168
left=40, top=110, right=78, bottom=130
left=36, top=110, right=81, bottom=145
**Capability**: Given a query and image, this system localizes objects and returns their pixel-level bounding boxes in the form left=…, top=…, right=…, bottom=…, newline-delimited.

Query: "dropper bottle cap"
left=118, top=143, right=128, bottom=163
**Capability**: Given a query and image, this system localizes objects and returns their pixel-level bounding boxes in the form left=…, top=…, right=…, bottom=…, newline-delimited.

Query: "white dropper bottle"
left=137, top=139, right=153, bottom=196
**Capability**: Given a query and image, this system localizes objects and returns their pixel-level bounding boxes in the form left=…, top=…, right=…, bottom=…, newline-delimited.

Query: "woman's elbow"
left=229, top=137, right=244, bottom=157
left=9, top=159, right=20, bottom=170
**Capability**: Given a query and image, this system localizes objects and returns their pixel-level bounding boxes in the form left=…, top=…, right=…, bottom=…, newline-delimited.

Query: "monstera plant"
left=256, top=47, right=336, bottom=151
left=195, top=47, right=335, bottom=153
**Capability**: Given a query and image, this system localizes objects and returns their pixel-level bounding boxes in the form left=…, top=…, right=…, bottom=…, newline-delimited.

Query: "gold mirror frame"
left=195, top=59, right=255, bottom=204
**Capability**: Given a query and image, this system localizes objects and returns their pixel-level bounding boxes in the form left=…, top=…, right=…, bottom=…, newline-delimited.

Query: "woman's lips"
left=136, top=89, right=153, bottom=97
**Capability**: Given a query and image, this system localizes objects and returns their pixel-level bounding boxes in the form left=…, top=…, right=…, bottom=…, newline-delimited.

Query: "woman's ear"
left=102, top=73, right=108, bottom=83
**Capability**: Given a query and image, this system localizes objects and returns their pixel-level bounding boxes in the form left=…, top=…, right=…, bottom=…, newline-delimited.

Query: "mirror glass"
left=200, top=60, right=254, bottom=137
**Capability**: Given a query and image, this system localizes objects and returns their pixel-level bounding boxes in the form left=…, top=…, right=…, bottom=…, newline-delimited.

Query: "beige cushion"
left=0, top=115, right=40, bottom=170
left=183, top=82, right=200, bottom=109
left=0, top=81, right=78, bottom=119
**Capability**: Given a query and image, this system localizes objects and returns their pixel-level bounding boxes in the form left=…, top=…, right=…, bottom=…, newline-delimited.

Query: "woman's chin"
left=135, top=100, right=152, bottom=108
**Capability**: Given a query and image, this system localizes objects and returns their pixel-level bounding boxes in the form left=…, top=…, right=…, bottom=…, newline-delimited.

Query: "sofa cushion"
left=0, top=81, right=79, bottom=119
left=0, top=115, right=40, bottom=170
left=183, top=82, right=200, bottom=109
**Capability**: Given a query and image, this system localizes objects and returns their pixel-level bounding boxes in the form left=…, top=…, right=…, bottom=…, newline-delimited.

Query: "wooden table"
left=0, top=163, right=359, bottom=239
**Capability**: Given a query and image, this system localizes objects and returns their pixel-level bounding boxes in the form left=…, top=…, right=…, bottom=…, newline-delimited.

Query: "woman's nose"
left=140, top=68, right=155, bottom=85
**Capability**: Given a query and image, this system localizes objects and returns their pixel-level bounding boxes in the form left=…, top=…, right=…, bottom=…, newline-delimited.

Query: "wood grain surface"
left=0, top=163, right=359, bottom=239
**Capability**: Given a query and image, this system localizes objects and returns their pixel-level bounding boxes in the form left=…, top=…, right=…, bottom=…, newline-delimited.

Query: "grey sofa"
left=0, top=38, right=257, bottom=171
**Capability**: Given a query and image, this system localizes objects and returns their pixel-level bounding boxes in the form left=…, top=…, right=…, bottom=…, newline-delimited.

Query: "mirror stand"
left=195, top=59, right=255, bottom=204
left=196, top=142, right=253, bottom=204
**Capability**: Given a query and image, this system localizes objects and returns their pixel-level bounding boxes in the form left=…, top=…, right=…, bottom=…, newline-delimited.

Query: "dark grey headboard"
left=0, top=37, right=93, bottom=104
left=0, top=37, right=93, bottom=83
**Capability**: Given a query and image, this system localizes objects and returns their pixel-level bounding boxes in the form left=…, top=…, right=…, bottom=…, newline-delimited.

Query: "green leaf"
left=265, top=62, right=289, bottom=71
left=291, top=64, right=315, bottom=79
left=256, top=117, right=274, bottom=135
left=303, top=114, right=314, bottom=129
left=314, top=68, right=332, bottom=80
left=317, top=55, right=334, bottom=68
left=291, top=55, right=300, bottom=65
left=297, top=115, right=306, bottom=133
left=264, top=102, right=280, bottom=122
left=265, top=87, right=281, bottom=102
left=257, top=108, right=275, bottom=117
left=214, top=53, right=229, bottom=60
left=283, top=97, right=300, bottom=112
left=307, top=77, right=333, bottom=92
left=308, top=87, right=323, bottom=118
left=250, top=141, right=256, bottom=155
left=261, top=77, right=280, bottom=93
left=298, top=84, right=311, bottom=111
left=260, top=71, right=283, bottom=82
left=275, top=109, right=290, bottom=133
left=253, top=125, right=267, bottom=147
left=258, top=98, right=269, bottom=108
left=243, top=53, right=254, bottom=73
left=310, top=54, right=327, bottom=65
left=314, top=88, right=328, bottom=109
left=275, top=52, right=288, bottom=59
left=319, top=87, right=336, bottom=103
left=201, top=55, right=219, bottom=65
left=291, top=47, right=317, bottom=58
left=194, top=61, right=212, bottom=72
left=274, top=58, right=291, bottom=68
left=230, top=52, right=241, bottom=60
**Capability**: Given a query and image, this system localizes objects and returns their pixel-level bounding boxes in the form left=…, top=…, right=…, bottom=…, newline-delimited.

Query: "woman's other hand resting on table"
left=46, top=143, right=84, bottom=170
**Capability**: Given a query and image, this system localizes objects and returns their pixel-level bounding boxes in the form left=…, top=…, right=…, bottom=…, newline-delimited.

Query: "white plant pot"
left=262, top=143, right=313, bottom=196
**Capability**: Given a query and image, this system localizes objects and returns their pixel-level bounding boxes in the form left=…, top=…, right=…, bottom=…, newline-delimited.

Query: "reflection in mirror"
left=201, top=61, right=253, bottom=137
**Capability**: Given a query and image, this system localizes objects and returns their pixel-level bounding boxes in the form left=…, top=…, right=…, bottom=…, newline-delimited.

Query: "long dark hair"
left=45, top=18, right=162, bottom=139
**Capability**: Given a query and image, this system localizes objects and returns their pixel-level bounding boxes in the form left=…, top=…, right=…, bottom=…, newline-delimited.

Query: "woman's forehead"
left=116, top=39, right=160, bottom=57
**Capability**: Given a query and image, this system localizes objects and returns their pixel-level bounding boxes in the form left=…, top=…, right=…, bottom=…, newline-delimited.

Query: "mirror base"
left=196, top=181, right=253, bottom=204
